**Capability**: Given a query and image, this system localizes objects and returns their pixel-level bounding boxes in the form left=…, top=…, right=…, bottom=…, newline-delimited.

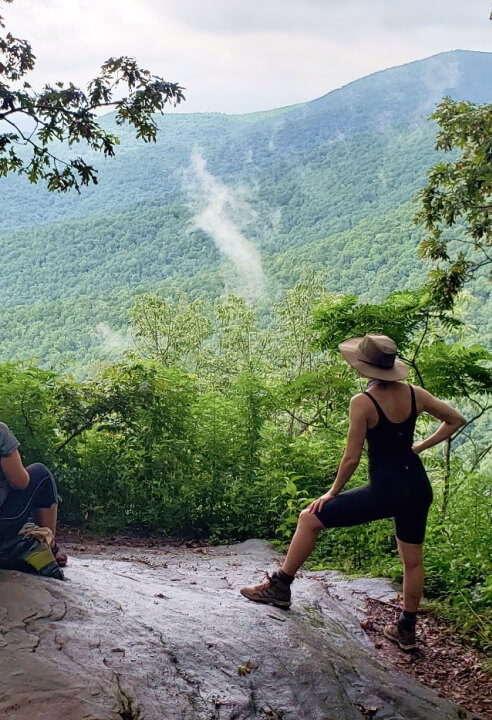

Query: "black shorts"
left=0, top=463, right=58, bottom=539
left=314, top=479, right=433, bottom=545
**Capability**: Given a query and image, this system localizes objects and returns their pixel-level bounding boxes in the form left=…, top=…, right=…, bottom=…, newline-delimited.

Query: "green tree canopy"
left=416, top=98, right=492, bottom=307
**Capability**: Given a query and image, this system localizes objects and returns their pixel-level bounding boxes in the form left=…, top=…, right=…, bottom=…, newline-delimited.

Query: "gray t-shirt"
left=0, top=422, right=20, bottom=508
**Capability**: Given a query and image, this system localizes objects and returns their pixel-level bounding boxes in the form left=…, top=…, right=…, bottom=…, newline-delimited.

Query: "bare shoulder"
left=412, top=385, right=441, bottom=411
left=347, top=394, right=372, bottom=437
left=349, top=393, right=372, bottom=414
left=350, top=392, right=369, bottom=406
left=412, top=385, right=465, bottom=423
left=411, top=384, right=428, bottom=412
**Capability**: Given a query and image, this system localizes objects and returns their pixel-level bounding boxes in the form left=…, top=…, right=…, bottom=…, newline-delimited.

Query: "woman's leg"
left=383, top=539, right=423, bottom=650
left=0, top=463, right=57, bottom=536
left=397, top=539, right=424, bottom=613
left=281, top=509, right=324, bottom=576
left=281, top=485, right=387, bottom=577
left=240, top=509, right=324, bottom=607
left=24, top=462, right=59, bottom=536
left=241, top=486, right=388, bottom=606
left=29, top=464, right=67, bottom=567
left=0, top=462, right=67, bottom=566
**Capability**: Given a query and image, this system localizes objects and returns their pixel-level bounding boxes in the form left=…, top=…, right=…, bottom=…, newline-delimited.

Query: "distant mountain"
left=1, top=50, right=491, bottom=369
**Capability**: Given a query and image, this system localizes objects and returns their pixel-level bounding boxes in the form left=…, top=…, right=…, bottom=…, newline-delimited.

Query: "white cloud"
left=96, top=322, right=131, bottom=355
left=185, top=148, right=265, bottom=301
left=2, top=0, right=490, bottom=113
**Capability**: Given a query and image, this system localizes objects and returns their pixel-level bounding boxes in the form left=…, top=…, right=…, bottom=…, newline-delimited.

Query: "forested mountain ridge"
left=1, top=47, right=491, bottom=660
left=1, top=50, right=491, bottom=368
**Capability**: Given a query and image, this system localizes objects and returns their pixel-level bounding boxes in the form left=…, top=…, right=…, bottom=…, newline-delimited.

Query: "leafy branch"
left=0, top=1, right=184, bottom=191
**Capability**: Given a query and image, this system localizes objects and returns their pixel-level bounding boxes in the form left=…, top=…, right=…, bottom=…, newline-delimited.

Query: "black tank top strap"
left=409, top=384, right=417, bottom=418
left=363, top=391, right=385, bottom=420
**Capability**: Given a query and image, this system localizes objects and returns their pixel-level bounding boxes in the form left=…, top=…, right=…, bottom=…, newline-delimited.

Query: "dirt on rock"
left=0, top=539, right=483, bottom=720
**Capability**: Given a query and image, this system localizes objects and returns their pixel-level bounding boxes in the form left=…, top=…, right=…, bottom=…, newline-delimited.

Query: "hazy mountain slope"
left=0, top=50, right=491, bottom=368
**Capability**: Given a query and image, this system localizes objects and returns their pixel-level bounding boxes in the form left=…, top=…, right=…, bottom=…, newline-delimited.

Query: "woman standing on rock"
left=0, top=422, right=67, bottom=571
left=241, top=334, right=465, bottom=651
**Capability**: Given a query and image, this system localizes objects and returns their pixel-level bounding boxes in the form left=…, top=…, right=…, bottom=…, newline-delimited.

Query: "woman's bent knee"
left=299, top=508, right=324, bottom=531
left=26, top=463, right=58, bottom=507
left=27, top=462, right=52, bottom=479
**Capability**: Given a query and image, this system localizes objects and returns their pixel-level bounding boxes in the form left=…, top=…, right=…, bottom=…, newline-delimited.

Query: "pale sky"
left=2, top=0, right=491, bottom=113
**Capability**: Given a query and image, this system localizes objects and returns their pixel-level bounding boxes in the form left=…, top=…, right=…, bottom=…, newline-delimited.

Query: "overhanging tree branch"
left=0, top=1, right=185, bottom=192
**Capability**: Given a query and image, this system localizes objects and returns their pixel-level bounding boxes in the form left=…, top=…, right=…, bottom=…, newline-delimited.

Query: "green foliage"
left=312, top=289, right=455, bottom=354
left=130, top=292, right=212, bottom=370
left=276, top=474, right=311, bottom=541
left=0, top=52, right=491, bottom=370
left=311, top=289, right=492, bottom=400
left=0, top=282, right=490, bottom=651
left=0, top=0, right=184, bottom=191
left=418, top=342, right=492, bottom=397
left=0, top=363, right=59, bottom=464
left=417, top=97, right=492, bottom=307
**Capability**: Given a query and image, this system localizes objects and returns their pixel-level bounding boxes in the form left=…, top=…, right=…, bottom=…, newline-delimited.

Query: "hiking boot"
left=240, top=572, right=291, bottom=608
left=384, top=622, right=417, bottom=651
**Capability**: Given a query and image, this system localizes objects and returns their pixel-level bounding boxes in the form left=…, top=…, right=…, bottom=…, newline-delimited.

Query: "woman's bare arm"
left=307, top=395, right=367, bottom=513
left=412, top=387, right=466, bottom=454
left=1, top=450, right=30, bottom=489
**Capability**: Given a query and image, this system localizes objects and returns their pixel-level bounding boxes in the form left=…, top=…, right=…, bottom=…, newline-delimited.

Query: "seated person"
left=0, top=422, right=67, bottom=567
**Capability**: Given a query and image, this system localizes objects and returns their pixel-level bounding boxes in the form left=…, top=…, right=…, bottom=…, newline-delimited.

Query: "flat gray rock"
left=0, top=539, right=473, bottom=719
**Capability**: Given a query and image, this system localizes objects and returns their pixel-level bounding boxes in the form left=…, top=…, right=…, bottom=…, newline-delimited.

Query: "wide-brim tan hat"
left=338, top=334, right=408, bottom=381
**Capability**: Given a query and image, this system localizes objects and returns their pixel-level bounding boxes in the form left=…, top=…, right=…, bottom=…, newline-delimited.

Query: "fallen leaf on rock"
left=262, top=708, right=285, bottom=719
left=238, top=660, right=253, bottom=676
left=355, top=703, right=379, bottom=717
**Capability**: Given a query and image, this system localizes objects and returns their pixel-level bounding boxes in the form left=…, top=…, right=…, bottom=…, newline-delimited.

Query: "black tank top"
left=364, top=385, right=417, bottom=462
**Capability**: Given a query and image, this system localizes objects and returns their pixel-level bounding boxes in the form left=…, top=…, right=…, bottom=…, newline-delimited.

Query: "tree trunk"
left=442, top=437, right=452, bottom=516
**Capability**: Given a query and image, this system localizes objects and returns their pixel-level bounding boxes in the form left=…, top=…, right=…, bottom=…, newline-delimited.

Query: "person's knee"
left=27, top=462, right=53, bottom=481
left=402, top=554, right=423, bottom=572
left=299, top=508, right=323, bottom=532
left=27, top=463, right=58, bottom=505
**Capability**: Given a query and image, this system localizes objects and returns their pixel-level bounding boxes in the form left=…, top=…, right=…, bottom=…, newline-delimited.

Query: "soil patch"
left=362, top=597, right=492, bottom=720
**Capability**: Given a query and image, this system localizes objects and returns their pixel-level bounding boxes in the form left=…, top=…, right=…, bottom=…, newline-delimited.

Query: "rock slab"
left=0, top=539, right=474, bottom=720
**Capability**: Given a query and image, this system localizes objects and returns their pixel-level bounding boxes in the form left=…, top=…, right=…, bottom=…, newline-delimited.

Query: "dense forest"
left=1, top=50, right=492, bottom=369
left=1, top=281, right=491, bottom=652
left=0, top=48, right=491, bottom=658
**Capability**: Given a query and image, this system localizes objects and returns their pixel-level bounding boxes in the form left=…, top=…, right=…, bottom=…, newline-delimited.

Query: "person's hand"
left=412, top=444, right=422, bottom=454
left=307, top=490, right=337, bottom=514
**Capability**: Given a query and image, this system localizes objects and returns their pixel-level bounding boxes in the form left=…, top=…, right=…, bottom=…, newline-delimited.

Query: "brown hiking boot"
left=384, top=622, right=417, bottom=651
left=240, top=572, right=291, bottom=608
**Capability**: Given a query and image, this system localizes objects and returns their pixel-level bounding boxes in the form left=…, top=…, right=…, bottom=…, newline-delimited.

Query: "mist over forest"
left=1, top=46, right=491, bottom=667
left=1, top=49, right=491, bottom=369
